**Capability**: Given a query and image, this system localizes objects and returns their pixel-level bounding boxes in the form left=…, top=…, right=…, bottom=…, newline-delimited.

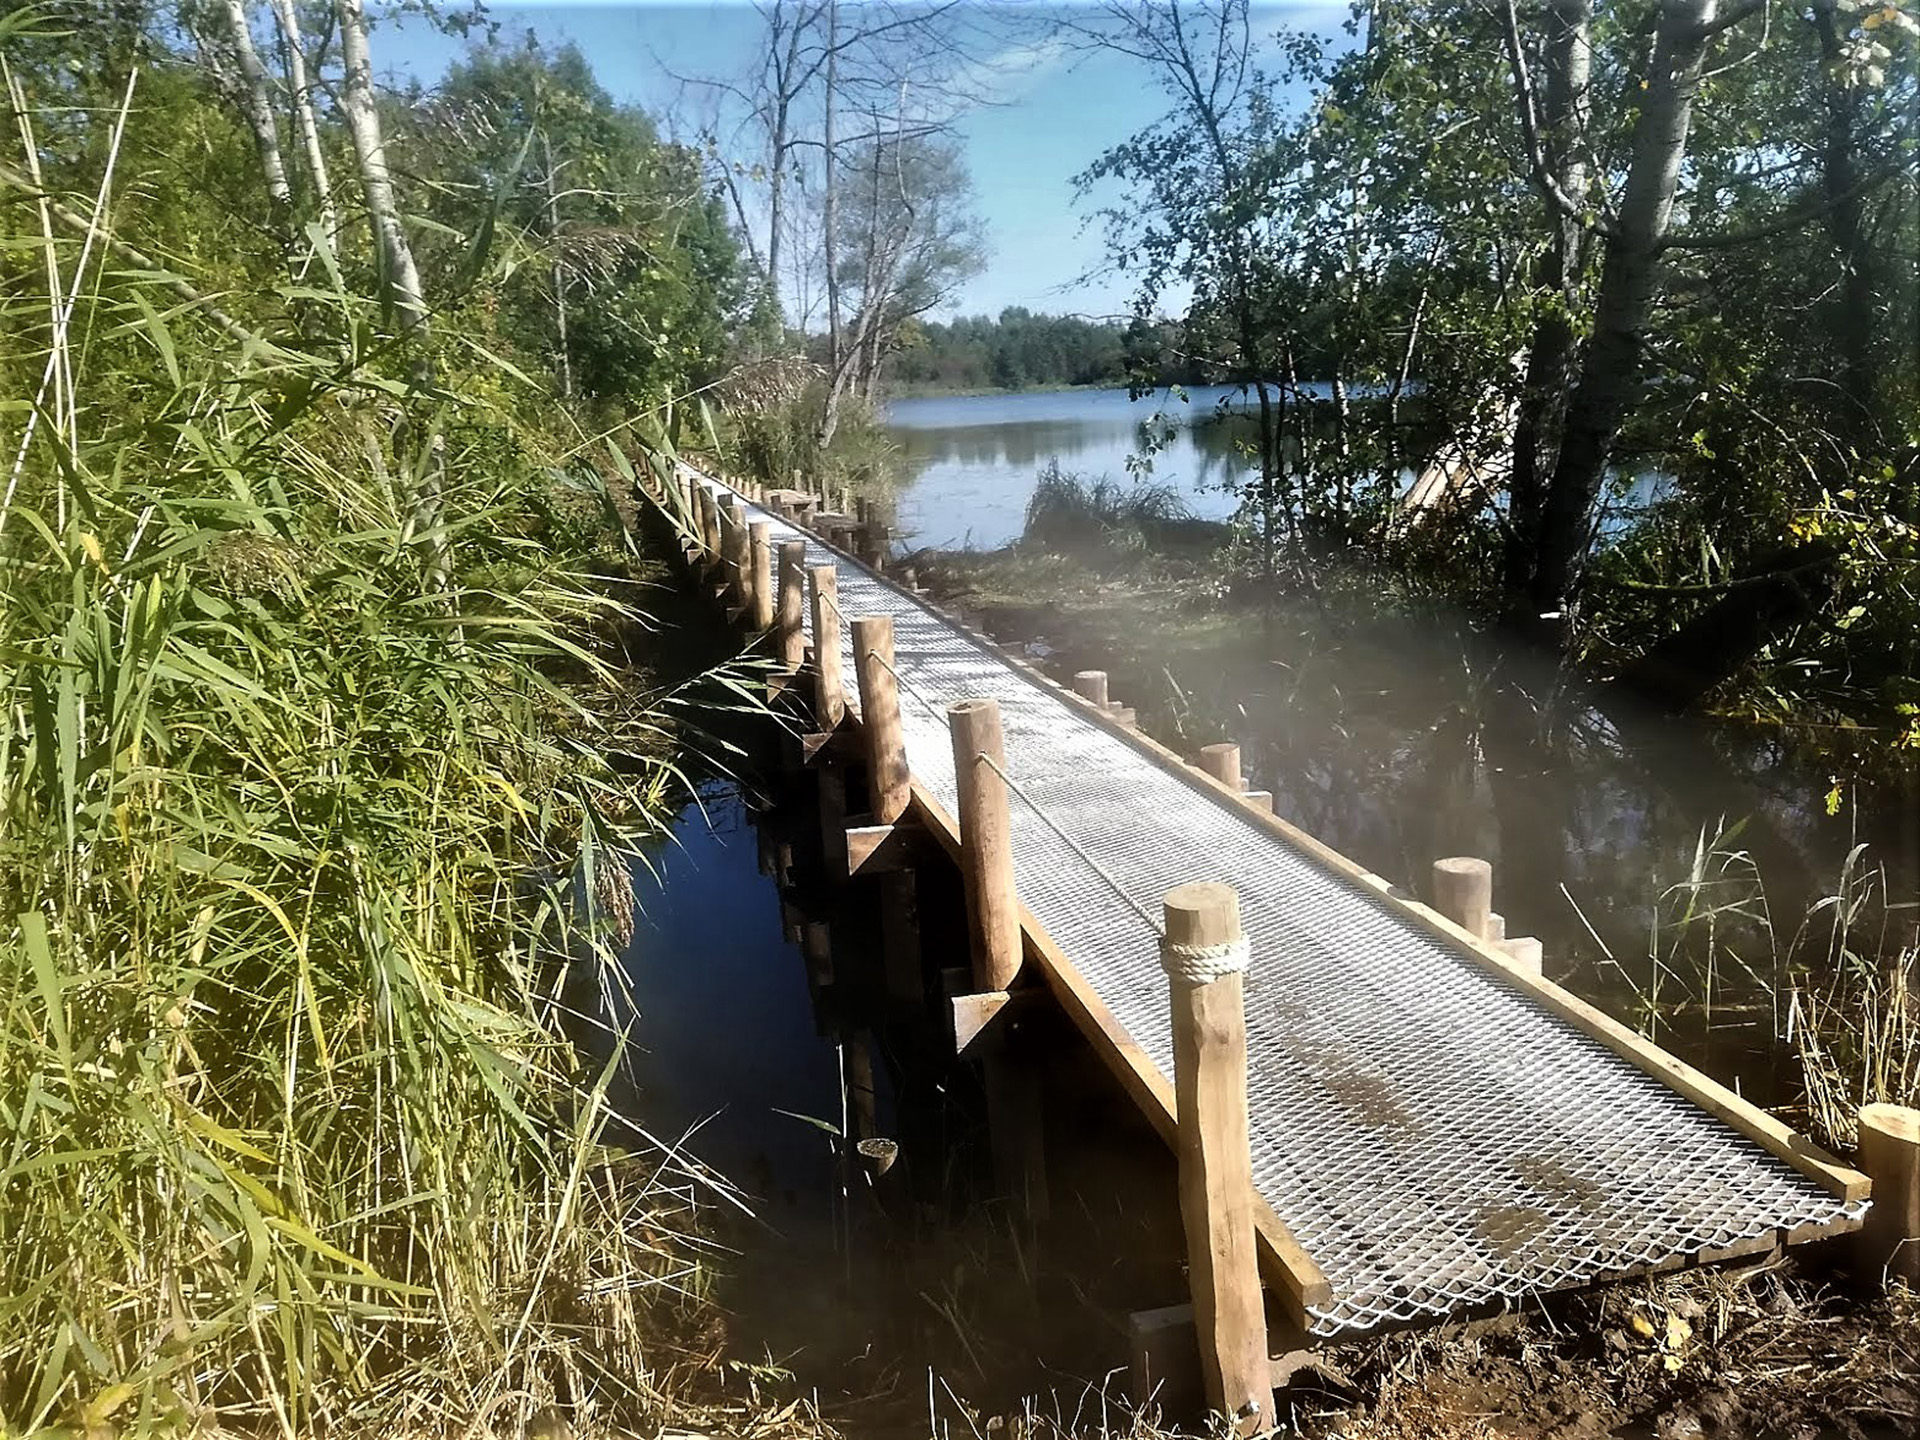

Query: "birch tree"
left=268, top=0, right=339, bottom=242
left=219, top=0, right=294, bottom=233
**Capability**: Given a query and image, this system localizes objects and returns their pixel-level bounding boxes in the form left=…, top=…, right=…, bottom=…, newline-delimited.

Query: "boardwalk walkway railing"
left=640, top=463, right=1918, bottom=1397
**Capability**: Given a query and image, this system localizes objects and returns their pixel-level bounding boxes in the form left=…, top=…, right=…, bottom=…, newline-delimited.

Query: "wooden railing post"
left=1160, top=881, right=1272, bottom=1435
left=1858, top=1104, right=1920, bottom=1287
left=948, top=698, right=1021, bottom=992
left=722, top=497, right=749, bottom=605
left=1432, top=856, right=1494, bottom=941
left=1199, top=742, right=1242, bottom=791
left=776, top=540, right=807, bottom=672
left=697, top=484, right=721, bottom=564
left=809, top=565, right=846, bottom=728
left=748, top=521, right=775, bottom=631
left=1073, top=670, right=1110, bottom=708
left=852, top=615, right=909, bottom=824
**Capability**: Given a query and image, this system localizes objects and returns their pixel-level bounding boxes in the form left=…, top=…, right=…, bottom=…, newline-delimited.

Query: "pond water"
left=612, top=776, right=1188, bottom=1432
left=886, top=385, right=1284, bottom=549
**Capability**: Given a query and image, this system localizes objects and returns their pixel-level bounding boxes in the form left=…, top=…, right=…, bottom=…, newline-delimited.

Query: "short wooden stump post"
left=1432, top=856, right=1494, bottom=942
left=776, top=540, right=808, bottom=674
left=748, top=522, right=775, bottom=632
left=1073, top=670, right=1110, bottom=708
left=1199, top=742, right=1242, bottom=791
left=808, top=565, right=845, bottom=729
left=1858, top=1104, right=1920, bottom=1287
left=948, top=698, right=1021, bottom=992
left=852, top=615, right=909, bottom=825
left=1161, top=881, right=1273, bottom=1435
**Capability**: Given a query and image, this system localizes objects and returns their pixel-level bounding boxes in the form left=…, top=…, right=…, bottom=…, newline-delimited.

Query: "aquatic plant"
left=1021, top=461, right=1192, bottom=561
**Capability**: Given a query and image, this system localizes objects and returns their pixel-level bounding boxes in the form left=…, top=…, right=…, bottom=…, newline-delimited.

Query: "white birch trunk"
left=268, top=0, right=339, bottom=242
left=221, top=0, right=293, bottom=225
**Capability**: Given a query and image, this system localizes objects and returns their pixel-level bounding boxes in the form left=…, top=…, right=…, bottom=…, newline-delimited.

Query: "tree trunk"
left=1504, top=0, right=1591, bottom=615
left=1529, top=0, right=1718, bottom=622
left=542, top=134, right=573, bottom=399
left=823, top=0, right=842, bottom=376
left=1811, top=0, right=1879, bottom=438
left=336, top=0, right=427, bottom=338
left=336, top=0, right=445, bottom=588
left=268, top=0, right=338, bottom=243
left=222, top=0, right=293, bottom=233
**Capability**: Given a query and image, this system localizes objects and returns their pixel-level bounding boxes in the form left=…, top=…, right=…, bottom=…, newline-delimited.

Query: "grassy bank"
left=0, top=70, right=782, bottom=1440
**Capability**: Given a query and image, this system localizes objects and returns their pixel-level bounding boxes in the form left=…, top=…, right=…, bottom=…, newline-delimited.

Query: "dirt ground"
left=1290, top=1257, right=1919, bottom=1440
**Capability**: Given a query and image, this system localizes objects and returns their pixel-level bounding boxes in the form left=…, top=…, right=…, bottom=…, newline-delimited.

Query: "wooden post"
left=1199, top=742, right=1242, bottom=792
left=748, top=522, right=775, bottom=631
left=948, top=698, right=1021, bottom=992
left=852, top=616, right=910, bottom=824
left=1858, top=1104, right=1920, bottom=1287
left=722, top=498, right=749, bottom=604
left=1498, top=936, right=1545, bottom=975
left=870, top=521, right=890, bottom=571
left=697, top=484, right=721, bottom=563
left=1160, top=881, right=1272, bottom=1435
left=1074, top=670, right=1110, bottom=708
left=809, top=565, right=845, bottom=728
left=776, top=540, right=807, bottom=672
left=1432, top=856, right=1494, bottom=941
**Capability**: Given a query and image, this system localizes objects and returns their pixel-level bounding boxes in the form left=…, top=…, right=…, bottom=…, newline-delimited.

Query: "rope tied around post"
left=1160, top=932, right=1251, bottom=988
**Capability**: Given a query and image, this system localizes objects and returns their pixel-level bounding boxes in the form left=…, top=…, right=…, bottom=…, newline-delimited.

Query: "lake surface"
left=885, top=386, right=1274, bottom=549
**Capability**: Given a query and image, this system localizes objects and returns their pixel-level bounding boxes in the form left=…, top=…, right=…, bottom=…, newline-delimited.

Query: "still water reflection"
left=886, top=386, right=1286, bottom=549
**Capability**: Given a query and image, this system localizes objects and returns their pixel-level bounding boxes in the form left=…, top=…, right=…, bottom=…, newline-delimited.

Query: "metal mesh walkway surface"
left=713, top=482, right=1860, bottom=1338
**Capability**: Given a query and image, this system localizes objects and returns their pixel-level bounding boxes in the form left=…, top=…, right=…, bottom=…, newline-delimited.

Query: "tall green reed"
left=0, top=132, right=731, bottom=1440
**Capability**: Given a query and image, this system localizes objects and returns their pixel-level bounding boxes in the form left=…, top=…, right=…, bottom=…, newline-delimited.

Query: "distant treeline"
left=887, top=308, right=1206, bottom=392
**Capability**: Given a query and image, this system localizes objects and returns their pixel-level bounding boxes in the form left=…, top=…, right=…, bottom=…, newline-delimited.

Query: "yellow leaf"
left=1630, top=1311, right=1656, bottom=1340
left=1666, top=1313, right=1693, bottom=1351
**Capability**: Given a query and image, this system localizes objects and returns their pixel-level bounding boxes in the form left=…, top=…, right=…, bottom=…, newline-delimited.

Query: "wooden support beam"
left=950, top=989, right=1009, bottom=1053
left=1198, top=743, right=1242, bottom=791
left=858, top=521, right=889, bottom=570
left=1161, top=882, right=1273, bottom=1435
left=852, top=615, right=910, bottom=824
left=948, top=697, right=1022, bottom=992
left=1858, top=1104, right=1919, bottom=1287
left=845, top=821, right=930, bottom=877
left=817, top=754, right=849, bottom=880
left=803, top=921, right=834, bottom=987
left=722, top=498, right=749, bottom=605
left=809, top=565, right=845, bottom=728
left=878, top=869, right=923, bottom=1007
left=1432, top=857, right=1494, bottom=942
left=697, top=483, right=722, bottom=564
left=1243, top=789, right=1275, bottom=813
left=1073, top=670, right=1110, bottom=707
left=776, top=540, right=808, bottom=673
left=748, top=522, right=775, bottom=631
left=1497, top=935, right=1544, bottom=975
left=1129, top=1304, right=1204, bottom=1412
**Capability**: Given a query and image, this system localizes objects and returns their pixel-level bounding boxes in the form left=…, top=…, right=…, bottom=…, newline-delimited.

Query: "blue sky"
left=373, top=2, right=1353, bottom=320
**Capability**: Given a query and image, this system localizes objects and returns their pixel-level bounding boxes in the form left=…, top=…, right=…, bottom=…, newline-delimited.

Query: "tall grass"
left=1022, top=461, right=1191, bottom=560
left=0, top=126, right=734, bottom=1440
left=1591, top=821, right=1920, bottom=1154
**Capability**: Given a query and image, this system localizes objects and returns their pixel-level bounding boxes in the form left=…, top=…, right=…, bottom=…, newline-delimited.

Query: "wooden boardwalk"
left=655, top=468, right=1870, bottom=1343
